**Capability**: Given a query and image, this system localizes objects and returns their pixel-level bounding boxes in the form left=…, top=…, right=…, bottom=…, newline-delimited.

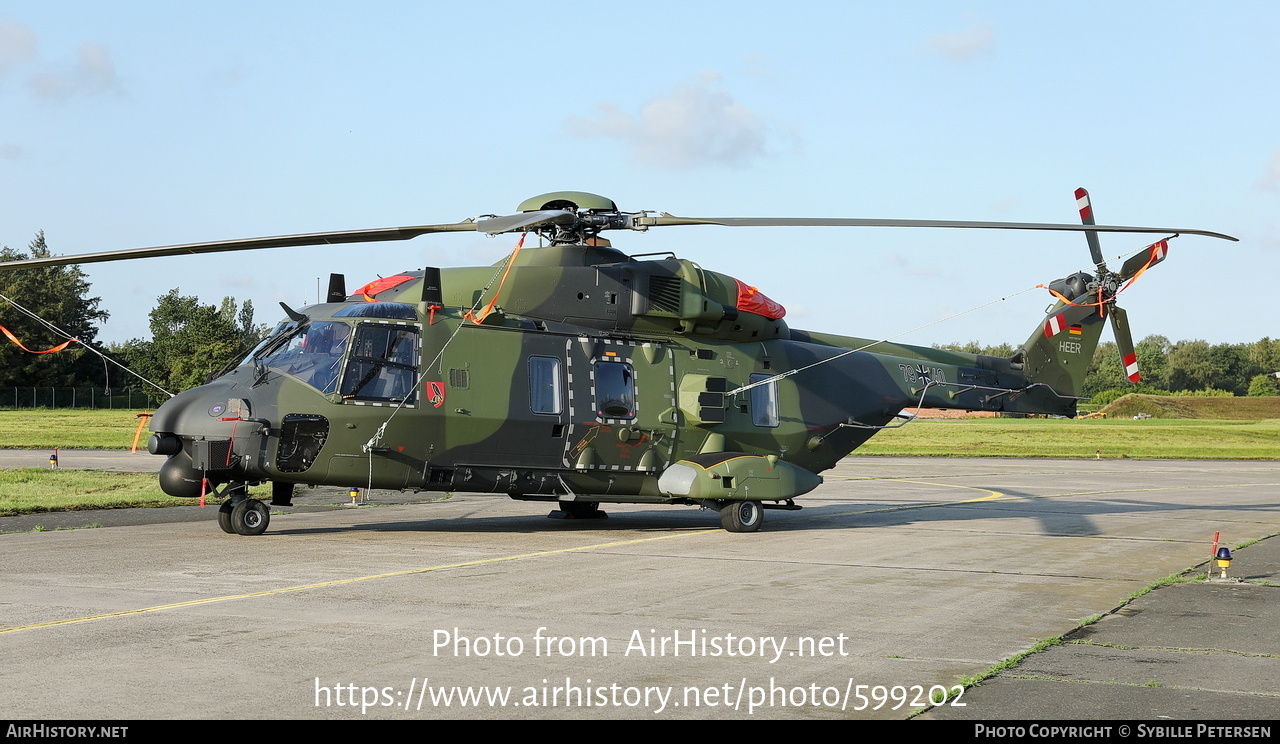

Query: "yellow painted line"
left=816, top=481, right=1280, bottom=519
left=0, top=529, right=718, bottom=636
left=797, top=479, right=1279, bottom=523
left=895, top=479, right=1005, bottom=503
left=840, top=480, right=1279, bottom=511
left=1039, top=482, right=1280, bottom=499
left=786, top=479, right=1005, bottom=523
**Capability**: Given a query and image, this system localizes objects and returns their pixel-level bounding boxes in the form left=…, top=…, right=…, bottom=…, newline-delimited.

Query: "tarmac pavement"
left=1, top=451, right=1278, bottom=722
left=917, top=537, right=1280, bottom=721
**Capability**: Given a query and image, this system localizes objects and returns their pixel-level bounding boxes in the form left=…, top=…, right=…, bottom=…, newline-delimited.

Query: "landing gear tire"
left=231, top=498, right=270, bottom=536
left=720, top=500, right=763, bottom=533
left=217, top=501, right=235, bottom=534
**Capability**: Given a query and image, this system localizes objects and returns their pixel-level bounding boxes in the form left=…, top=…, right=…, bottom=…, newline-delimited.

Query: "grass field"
left=0, top=409, right=155, bottom=450
left=0, top=409, right=217, bottom=517
left=860, top=417, right=1280, bottom=460
left=866, top=396, right=1280, bottom=460
left=0, top=469, right=190, bottom=516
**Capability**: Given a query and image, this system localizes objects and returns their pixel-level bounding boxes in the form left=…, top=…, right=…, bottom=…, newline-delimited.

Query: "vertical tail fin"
left=1021, top=293, right=1107, bottom=399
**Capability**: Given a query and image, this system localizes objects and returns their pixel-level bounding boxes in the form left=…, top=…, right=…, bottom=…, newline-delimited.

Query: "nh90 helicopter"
left=0, top=191, right=1235, bottom=534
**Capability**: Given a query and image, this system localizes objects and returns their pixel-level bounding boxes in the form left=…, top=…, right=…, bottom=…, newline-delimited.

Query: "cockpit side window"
left=340, top=323, right=419, bottom=403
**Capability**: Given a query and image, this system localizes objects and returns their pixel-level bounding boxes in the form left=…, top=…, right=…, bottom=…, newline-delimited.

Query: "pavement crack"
left=1001, top=675, right=1280, bottom=697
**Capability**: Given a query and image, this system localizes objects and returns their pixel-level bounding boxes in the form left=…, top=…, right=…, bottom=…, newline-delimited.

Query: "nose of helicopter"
left=149, top=384, right=229, bottom=437
left=146, top=380, right=259, bottom=497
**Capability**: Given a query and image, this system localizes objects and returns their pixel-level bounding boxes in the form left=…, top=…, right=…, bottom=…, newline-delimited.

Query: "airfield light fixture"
left=1215, top=547, right=1233, bottom=579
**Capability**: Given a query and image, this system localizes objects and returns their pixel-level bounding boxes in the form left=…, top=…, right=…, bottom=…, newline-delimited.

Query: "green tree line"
left=936, top=337, right=1280, bottom=399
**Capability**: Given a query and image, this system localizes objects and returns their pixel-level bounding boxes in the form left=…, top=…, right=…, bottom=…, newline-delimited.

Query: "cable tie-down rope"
left=362, top=235, right=523, bottom=460
left=0, top=291, right=173, bottom=397
left=1034, top=237, right=1173, bottom=308
left=726, top=284, right=1040, bottom=397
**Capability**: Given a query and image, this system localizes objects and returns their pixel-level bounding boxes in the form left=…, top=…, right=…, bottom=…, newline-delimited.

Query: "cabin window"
left=750, top=372, right=779, bottom=428
left=340, top=323, right=419, bottom=403
left=528, top=356, right=562, bottom=415
left=593, top=361, right=635, bottom=419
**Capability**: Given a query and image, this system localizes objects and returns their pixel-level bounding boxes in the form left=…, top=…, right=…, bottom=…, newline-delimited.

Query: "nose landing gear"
left=216, top=483, right=271, bottom=536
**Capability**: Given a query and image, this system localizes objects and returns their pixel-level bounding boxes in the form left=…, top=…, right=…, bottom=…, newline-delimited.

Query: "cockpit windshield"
left=254, top=321, right=351, bottom=394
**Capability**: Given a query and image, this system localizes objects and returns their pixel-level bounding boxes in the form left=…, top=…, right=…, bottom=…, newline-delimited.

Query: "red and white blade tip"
left=1044, top=312, right=1068, bottom=338
left=1075, top=188, right=1093, bottom=220
left=1123, top=352, right=1141, bottom=383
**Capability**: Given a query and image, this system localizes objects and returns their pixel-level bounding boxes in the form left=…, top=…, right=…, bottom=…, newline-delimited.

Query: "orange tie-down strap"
left=1036, top=239, right=1168, bottom=309
left=0, top=324, right=78, bottom=353
left=466, top=233, right=526, bottom=325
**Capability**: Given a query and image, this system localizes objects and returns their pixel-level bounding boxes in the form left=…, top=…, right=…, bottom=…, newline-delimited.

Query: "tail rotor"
left=1068, top=188, right=1166, bottom=384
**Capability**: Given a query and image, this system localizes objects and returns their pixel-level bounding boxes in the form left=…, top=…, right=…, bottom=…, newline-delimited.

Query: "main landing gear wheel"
left=720, top=500, right=763, bottom=533
left=217, top=501, right=235, bottom=534
left=230, top=498, right=270, bottom=536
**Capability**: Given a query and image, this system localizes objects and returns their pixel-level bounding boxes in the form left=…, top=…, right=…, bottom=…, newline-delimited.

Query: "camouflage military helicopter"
left=0, top=190, right=1235, bottom=534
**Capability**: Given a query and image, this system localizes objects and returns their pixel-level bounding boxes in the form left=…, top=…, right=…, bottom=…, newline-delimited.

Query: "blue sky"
left=3, top=2, right=1277, bottom=350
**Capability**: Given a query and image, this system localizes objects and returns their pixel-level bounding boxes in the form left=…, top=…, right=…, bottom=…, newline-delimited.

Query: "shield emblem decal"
left=425, top=381, right=446, bottom=408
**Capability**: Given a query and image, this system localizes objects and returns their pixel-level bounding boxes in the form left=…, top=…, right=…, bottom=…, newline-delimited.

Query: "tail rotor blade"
left=1075, top=187, right=1108, bottom=272
left=1042, top=294, right=1097, bottom=338
left=1110, top=305, right=1141, bottom=383
left=1118, top=240, right=1170, bottom=283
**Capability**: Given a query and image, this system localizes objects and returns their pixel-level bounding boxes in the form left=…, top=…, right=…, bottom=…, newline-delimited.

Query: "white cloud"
left=928, top=16, right=995, bottom=61
left=28, top=41, right=123, bottom=102
left=0, top=18, right=122, bottom=102
left=71, top=42, right=120, bottom=92
left=0, top=17, right=37, bottom=78
left=566, top=72, right=768, bottom=170
left=1255, top=148, right=1280, bottom=191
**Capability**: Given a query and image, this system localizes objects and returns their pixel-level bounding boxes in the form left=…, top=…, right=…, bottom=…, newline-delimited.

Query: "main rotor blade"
left=1110, top=305, right=1141, bottom=383
left=1075, top=188, right=1108, bottom=271
left=0, top=222, right=479, bottom=271
left=636, top=214, right=1238, bottom=242
left=474, top=210, right=576, bottom=235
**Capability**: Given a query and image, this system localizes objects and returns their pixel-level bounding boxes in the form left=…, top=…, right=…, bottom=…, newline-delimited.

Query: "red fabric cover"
left=354, top=273, right=415, bottom=300
left=733, top=278, right=786, bottom=319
